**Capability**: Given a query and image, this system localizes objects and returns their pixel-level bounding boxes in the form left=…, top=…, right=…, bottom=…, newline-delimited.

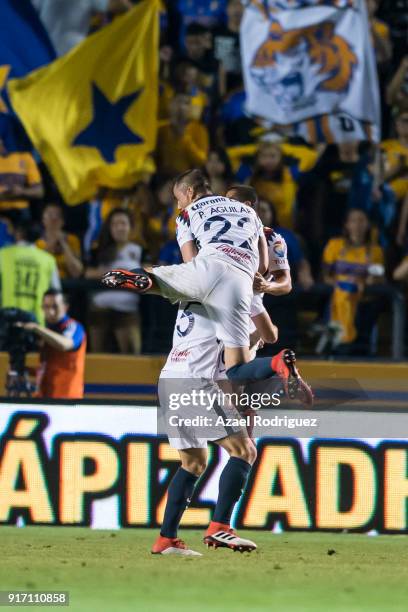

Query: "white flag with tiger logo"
left=240, top=0, right=380, bottom=142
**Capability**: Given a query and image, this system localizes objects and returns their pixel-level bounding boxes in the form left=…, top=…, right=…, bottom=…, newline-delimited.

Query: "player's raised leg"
left=204, top=433, right=257, bottom=553
left=224, top=345, right=314, bottom=406
left=151, top=447, right=206, bottom=556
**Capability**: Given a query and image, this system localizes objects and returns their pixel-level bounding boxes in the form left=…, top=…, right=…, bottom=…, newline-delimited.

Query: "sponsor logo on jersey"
left=190, top=197, right=227, bottom=211
left=273, top=241, right=285, bottom=258
left=216, top=244, right=251, bottom=263
left=170, top=349, right=190, bottom=362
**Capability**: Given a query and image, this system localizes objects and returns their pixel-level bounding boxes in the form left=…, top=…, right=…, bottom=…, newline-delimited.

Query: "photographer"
left=17, top=289, right=86, bottom=399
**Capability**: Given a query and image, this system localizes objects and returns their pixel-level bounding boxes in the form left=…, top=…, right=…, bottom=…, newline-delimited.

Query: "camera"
left=0, top=308, right=38, bottom=396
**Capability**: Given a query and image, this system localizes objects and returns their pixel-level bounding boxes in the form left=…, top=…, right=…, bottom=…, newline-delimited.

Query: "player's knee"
left=182, top=458, right=207, bottom=477
left=242, top=441, right=257, bottom=465
left=230, top=439, right=257, bottom=465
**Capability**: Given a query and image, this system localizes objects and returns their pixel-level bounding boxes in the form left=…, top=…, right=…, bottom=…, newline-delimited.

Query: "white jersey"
left=176, top=195, right=263, bottom=276
left=161, top=289, right=270, bottom=381
left=160, top=301, right=224, bottom=379
left=251, top=227, right=290, bottom=316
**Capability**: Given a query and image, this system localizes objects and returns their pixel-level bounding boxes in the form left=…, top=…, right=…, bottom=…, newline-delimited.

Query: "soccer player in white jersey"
left=226, top=184, right=292, bottom=344
left=103, top=169, right=312, bottom=404
left=153, top=300, right=260, bottom=556
left=153, top=235, right=291, bottom=557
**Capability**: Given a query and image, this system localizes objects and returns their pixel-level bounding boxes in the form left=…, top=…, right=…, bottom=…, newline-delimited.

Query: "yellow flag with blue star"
left=8, top=0, right=159, bottom=204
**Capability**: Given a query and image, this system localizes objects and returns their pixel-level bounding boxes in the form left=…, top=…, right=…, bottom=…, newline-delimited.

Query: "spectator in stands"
left=299, top=141, right=364, bottom=252
left=100, top=185, right=151, bottom=249
left=144, top=177, right=177, bottom=260
left=86, top=208, right=142, bottom=354
left=204, top=148, right=233, bottom=194
left=250, top=142, right=298, bottom=229
left=180, top=23, right=224, bottom=97
left=345, top=142, right=396, bottom=248
left=322, top=209, right=384, bottom=351
left=386, top=56, right=408, bottom=109
left=136, top=176, right=183, bottom=265
left=257, top=198, right=314, bottom=290
left=218, top=89, right=258, bottom=146
left=83, top=184, right=150, bottom=261
left=32, top=0, right=132, bottom=56
left=367, top=0, right=392, bottom=65
left=0, top=138, right=44, bottom=222
left=155, top=93, right=209, bottom=176
left=382, top=111, right=408, bottom=245
left=172, top=0, right=227, bottom=52
left=160, top=60, right=209, bottom=121
left=36, top=203, right=83, bottom=278
left=0, top=219, right=60, bottom=325
left=213, top=0, right=243, bottom=92
left=17, top=289, right=86, bottom=399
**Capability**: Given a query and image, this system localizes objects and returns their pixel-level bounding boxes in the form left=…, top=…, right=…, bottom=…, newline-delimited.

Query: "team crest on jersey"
left=250, top=18, right=357, bottom=113
left=176, top=309, right=195, bottom=337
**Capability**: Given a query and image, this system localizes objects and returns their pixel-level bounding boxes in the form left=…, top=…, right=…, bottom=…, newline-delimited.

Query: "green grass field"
left=1, top=527, right=408, bottom=612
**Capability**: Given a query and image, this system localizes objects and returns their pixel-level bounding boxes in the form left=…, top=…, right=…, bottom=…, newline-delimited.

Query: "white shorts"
left=158, top=377, right=244, bottom=450
left=151, top=254, right=253, bottom=347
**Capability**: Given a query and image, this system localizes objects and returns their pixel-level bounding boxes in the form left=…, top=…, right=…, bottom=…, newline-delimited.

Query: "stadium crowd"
left=0, top=0, right=407, bottom=358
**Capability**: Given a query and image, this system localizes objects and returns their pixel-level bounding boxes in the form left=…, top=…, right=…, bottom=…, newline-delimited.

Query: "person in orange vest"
left=18, top=288, right=86, bottom=398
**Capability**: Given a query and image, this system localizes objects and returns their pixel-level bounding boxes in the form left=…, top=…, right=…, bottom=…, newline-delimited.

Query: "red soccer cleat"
left=101, top=268, right=152, bottom=293
left=271, top=349, right=314, bottom=406
left=151, top=535, right=202, bottom=556
left=203, top=521, right=257, bottom=553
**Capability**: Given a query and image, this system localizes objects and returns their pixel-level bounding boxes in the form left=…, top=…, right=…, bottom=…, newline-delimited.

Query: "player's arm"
left=180, top=240, right=198, bottom=263
left=251, top=310, right=278, bottom=344
left=176, top=211, right=197, bottom=263
left=257, top=233, right=268, bottom=276
left=253, top=269, right=292, bottom=295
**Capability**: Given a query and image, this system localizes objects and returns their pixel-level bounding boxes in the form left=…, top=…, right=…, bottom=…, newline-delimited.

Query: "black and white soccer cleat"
left=101, top=268, right=152, bottom=293
left=204, top=523, right=257, bottom=553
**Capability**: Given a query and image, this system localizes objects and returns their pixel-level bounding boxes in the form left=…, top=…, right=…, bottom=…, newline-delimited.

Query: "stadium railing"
left=61, top=279, right=406, bottom=360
